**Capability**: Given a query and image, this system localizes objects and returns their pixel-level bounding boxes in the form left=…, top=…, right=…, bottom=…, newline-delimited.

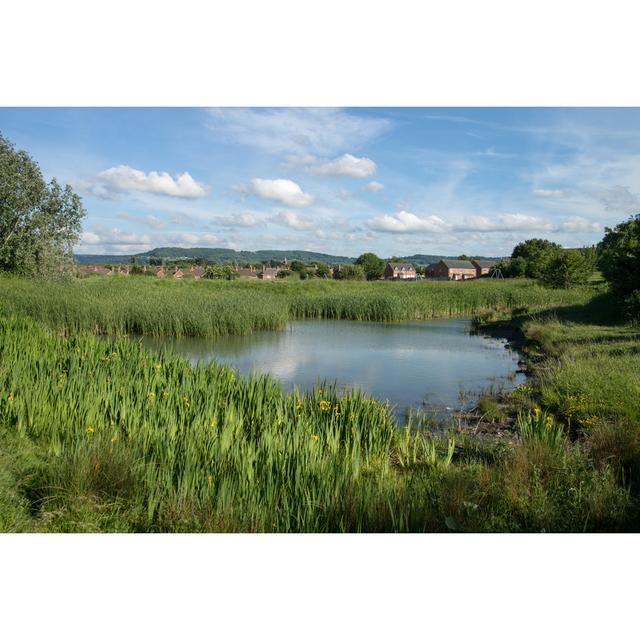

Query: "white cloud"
left=368, top=211, right=451, bottom=234
left=310, top=153, right=376, bottom=177
left=207, top=108, right=391, bottom=155
left=559, top=217, right=603, bottom=233
left=95, top=165, right=207, bottom=198
left=533, top=188, right=568, bottom=199
left=118, top=212, right=166, bottom=229
left=366, top=181, right=384, bottom=192
left=271, top=211, right=315, bottom=231
left=215, top=213, right=260, bottom=227
left=455, top=214, right=555, bottom=233
left=246, top=178, right=314, bottom=207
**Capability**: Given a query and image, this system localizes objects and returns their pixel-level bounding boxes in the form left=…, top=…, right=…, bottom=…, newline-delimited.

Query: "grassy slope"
left=0, top=277, right=637, bottom=532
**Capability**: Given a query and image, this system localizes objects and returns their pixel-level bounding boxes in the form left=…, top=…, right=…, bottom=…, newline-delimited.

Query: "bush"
left=540, top=250, right=592, bottom=288
left=598, top=214, right=640, bottom=298
left=334, top=265, right=366, bottom=280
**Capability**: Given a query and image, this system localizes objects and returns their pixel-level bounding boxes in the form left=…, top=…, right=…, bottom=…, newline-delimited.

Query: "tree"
left=1, top=133, right=86, bottom=276
left=540, top=250, right=592, bottom=288
left=315, top=263, right=331, bottom=279
left=511, top=238, right=562, bottom=278
left=598, top=214, right=640, bottom=298
left=203, top=264, right=233, bottom=280
left=354, top=252, right=385, bottom=280
left=334, top=264, right=366, bottom=280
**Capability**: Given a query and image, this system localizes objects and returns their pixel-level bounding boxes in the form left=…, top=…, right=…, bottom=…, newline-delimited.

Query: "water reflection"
left=140, top=319, right=525, bottom=417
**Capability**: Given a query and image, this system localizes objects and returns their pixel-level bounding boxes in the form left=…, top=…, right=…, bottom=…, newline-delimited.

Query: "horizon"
left=2, top=107, right=638, bottom=257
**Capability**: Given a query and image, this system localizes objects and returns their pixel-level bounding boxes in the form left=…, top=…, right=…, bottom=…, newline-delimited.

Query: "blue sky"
left=1, top=107, right=639, bottom=257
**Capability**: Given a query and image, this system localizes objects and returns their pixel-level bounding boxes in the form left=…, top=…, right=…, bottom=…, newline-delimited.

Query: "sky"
left=1, top=107, right=639, bottom=258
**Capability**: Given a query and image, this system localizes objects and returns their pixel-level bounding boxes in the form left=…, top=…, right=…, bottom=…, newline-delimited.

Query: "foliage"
left=0, top=133, right=86, bottom=277
left=355, top=252, right=385, bottom=280
left=511, top=238, right=562, bottom=279
left=540, top=249, right=593, bottom=288
left=516, top=408, right=566, bottom=450
left=203, top=264, right=233, bottom=280
left=333, top=264, right=366, bottom=280
left=598, top=214, right=640, bottom=298
left=315, top=263, right=331, bottom=279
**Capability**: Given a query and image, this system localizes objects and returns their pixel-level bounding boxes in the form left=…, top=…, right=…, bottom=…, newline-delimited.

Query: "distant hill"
left=74, top=247, right=503, bottom=266
left=75, top=247, right=356, bottom=265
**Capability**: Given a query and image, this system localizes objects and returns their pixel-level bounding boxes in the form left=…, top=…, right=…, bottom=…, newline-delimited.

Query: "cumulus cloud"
left=271, top=211, right=315, bottom=231
left=242, top=178, right=314, bottom=207
left=95, top=165, right=207, bottom=198
left=368, top=211, right=451, bottom=234
left=559, top=217, right=602, bottom=233
left=207, top=108, right=391, bottom=156
left=118, top=212, right=166, bottom=229
left=366, top=181, right=384, bottom=192
left=310, top=153, right=376, bottom=177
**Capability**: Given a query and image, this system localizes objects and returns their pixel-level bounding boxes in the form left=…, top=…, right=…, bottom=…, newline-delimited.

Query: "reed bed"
left=0, top=275, right=594, bottom=337
left=0, top=313, right=629, bottom=532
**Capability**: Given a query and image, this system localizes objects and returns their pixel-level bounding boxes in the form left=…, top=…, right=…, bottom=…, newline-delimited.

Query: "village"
left=77, top=257, right=498, bottom=281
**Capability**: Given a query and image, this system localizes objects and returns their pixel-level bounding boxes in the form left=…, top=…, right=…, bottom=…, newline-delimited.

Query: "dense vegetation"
left=0, top=276, right=638, bottom=532
left=0, top=133, right=85, bottom=277
left=0, top=276, right=594, bottom=337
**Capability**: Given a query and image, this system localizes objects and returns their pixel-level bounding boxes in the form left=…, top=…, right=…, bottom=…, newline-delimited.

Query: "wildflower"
left=155, top=362, right=162, bottom=371
left=207, top=475, right=213, bottom=485
left=209, top=418, right=217, bottom=429
left=86, top=425, right=94, bottom=434
left=162, top=390, right=169, bottom=398
left=311, top=434, right=320, bottom=442
left=533, top=406, right=541, bottom=417
left=111, top=435, right=118, bottom=445
left=319, top=400, right=331, bottom=412
left=148, top=391, right=156, bottom=401
left=8, top=392, right=14, bottom=403
left=545, top=416, right=554, bottom=431
left=74, top=347, right=81, bottom=353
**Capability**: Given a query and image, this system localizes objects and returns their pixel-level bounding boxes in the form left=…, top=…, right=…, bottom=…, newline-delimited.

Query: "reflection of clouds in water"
left=256, top=352, right=310, bottom=380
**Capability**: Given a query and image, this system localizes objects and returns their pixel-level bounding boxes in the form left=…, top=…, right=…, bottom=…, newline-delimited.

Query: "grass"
left=0, top=276, right=637, bottom=532
left=0, top=275, right=596, bottom=337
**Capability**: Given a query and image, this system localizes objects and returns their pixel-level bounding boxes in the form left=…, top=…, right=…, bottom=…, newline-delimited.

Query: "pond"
left=139, top=319, right=526, bottom=419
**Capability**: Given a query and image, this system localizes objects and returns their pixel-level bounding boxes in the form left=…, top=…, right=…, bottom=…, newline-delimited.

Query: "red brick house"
left=471, top=259, right=496, bottom=277
left=427, top=259, right=477, bottom=280
left=384, top=262, right=417, bottom=280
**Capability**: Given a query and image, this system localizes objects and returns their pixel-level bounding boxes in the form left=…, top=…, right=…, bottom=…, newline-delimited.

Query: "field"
left=0, top=276, right=638, bottom=532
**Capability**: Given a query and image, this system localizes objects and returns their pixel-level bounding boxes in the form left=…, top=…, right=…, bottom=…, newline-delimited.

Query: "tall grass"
left=0, top=314, right=630, bottom=532
left=0, top=275, right=595, bottom=338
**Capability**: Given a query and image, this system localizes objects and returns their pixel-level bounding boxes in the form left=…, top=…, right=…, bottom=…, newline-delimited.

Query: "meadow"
left=0, top=276, right=637, bottom=532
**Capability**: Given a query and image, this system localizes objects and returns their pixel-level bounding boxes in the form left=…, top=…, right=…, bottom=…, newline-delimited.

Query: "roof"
left=387, top=262, right=415, bottom=270
left=440, top=259, right=476, bottom=270
left=471, top=259, right=497, bottom=268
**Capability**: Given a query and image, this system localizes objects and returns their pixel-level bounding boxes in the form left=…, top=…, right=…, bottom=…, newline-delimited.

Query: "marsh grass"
left=0, top=277, right=636, bottom=532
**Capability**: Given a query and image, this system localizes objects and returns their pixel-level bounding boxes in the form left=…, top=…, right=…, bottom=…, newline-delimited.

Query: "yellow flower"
left=311, top=434, right=320, bottom=442
left=155, top=363, right=162, bottom=370
left=111, top=435, right=118, bottom=444
left=7, top=392, right=14, bottom=403
left=319, top=400, right=331, bottom=412
left=533, top=406, right=541, bottom=417
left=148, top=391, right=156, bottom=401
left=162, top=390, right=169, bottom=398
left=209, top=418, right=217, bottom=429
left=86, top=425, right=94, bottom=434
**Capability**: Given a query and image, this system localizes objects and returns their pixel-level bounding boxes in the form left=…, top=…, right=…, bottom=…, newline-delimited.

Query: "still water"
left=141, top=319, right=525, bottom=417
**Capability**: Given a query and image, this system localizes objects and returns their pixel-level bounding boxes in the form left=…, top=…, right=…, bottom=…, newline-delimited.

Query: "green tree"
left=0, top=133, right=86, bottom=277
left=511, top=238, right=562, bottom=278
left=203, top=264, right=233, bottom=280
left=540, top=250, right=592, bottom=288
left=315, top=263, right=331, bottom=278
left=354, top=252, right=385, bottom=280
left=334, top=264, right=366, bottom=280
left=598, top=214, right=640, bottom=298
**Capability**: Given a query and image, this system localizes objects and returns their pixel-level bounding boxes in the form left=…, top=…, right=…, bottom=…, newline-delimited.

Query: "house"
left=173, top=268, right=184, bottom=279
left=427, top=259, right=477, bottom=280
left=258, top=267, right=279, bottom=280
left=471, top=259, right=496, bottom=277
left=384, top=262, right=417, bottom=280
left=235, top=266, right=259, bottom=278
left=154, top=267, right=166, bottom=278
left=189, top=265, right=206, bottom=279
